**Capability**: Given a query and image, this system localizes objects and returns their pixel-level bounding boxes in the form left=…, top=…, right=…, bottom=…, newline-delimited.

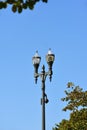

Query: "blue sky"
left=0, top=0, right=87, bottom=130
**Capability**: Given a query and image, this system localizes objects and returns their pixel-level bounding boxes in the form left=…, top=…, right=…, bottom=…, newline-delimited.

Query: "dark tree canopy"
left=0, top=0, right=48, bottom=13
left=53, top=108, right=87, bottom=130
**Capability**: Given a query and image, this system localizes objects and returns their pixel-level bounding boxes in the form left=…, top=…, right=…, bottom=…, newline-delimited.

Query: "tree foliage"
left=53, top=82, right=87, bottom=130
left=61, top=82, right=87, bottom=111
left=0, top=0, right=48, bottom=13
left=53, top=108, right=87, bottom=130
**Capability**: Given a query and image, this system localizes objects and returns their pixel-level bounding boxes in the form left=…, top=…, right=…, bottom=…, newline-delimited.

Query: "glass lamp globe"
left=32, top=51, right=41, bottom=73
left=46, top=49, right=55, bottom=69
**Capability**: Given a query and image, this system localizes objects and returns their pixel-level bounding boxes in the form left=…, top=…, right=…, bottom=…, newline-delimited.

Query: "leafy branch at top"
left=0, top=0, right=48, bottom=13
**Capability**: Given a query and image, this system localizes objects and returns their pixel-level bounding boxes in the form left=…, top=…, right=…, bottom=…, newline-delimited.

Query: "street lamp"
left=32, top=49, right=55, bottom=130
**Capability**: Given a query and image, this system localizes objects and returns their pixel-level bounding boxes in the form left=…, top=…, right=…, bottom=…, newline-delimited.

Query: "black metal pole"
left=42, top=80, right=45, bottom=130
left=41, top=65, right=46, bottom=130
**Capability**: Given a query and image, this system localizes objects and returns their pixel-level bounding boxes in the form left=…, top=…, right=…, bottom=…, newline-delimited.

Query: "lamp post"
left=32, top=49, right=55, bottom=130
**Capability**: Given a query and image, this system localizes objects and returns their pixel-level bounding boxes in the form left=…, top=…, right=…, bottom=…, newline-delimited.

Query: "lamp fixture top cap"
left=48, top=48, right=52, bottom=55
left=34, top=50, right=39, bottom=57
left=47, top=48, right=55, bottom=57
